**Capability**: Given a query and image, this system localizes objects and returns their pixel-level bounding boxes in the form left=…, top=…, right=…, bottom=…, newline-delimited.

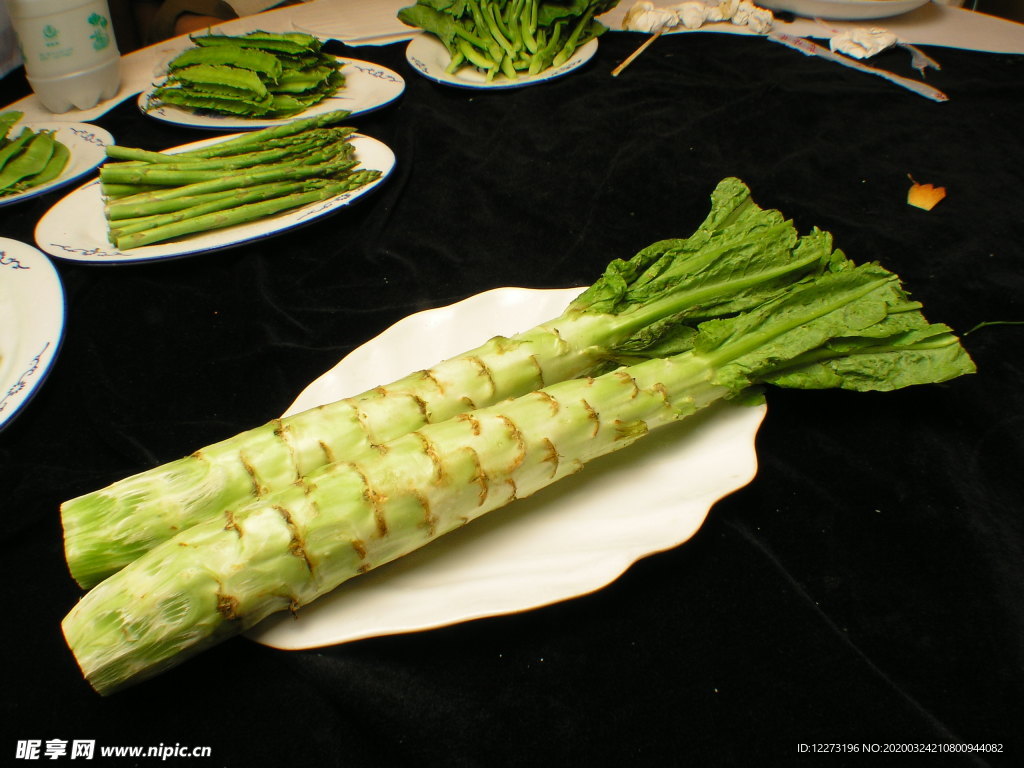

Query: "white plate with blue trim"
left=0, top=121, right=114, bottom=208
left=405, top=33, right=598, bottom=89
left=248, top=286, right=766, bottom=649
left=0, top=238, right=65, bottom=431
left=33, top=132, right=394, bottom=265
left=138, top=57, right=405, bottom=131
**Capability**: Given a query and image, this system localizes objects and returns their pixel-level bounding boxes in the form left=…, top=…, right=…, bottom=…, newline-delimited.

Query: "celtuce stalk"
left=62, top=178, right=828, bottom=588
left=61, top=243, right=975, bottom=695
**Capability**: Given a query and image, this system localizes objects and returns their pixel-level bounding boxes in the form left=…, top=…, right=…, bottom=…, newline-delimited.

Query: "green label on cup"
left=87, top=13, right=110, bottom=51
left=39, top=25, right=72, bottom=62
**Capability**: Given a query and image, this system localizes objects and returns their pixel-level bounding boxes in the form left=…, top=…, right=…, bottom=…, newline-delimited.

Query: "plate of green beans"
left=0, top=113, right=113, bottom=208
left=139, top=57, right=406, bottom=132
left=405, top=33, right=598, bottom=89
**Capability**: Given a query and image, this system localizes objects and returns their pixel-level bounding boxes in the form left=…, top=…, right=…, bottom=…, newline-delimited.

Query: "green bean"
left=168, top=46, right=283, bottom=79
left=0, top=110, right=23, bottom=143
left=171, top=63, right=269, bottom=98
left=0, top=127, right=32, bottom=173
left=12, top=139, right=69, bottom=191
left=458, top=38, right=496, bottom=73
left=0, top=130, right=55, bottom=191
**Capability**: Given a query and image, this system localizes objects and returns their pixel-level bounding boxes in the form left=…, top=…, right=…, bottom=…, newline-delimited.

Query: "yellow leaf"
left=907, top=176, right=947, bottom=211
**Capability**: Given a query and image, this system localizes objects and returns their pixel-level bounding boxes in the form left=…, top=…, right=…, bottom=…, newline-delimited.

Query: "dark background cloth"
left=2, top=26, right=1023, bottom=767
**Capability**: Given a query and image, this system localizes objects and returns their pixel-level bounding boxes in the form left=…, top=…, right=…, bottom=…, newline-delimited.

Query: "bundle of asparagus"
left=149, top=31, right=345, bottom=119
left=98, top=110, right=381, bottom=250
left=60, top=179, right=975, bottom=694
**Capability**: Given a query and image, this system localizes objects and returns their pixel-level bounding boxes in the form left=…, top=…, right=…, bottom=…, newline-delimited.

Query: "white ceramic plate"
left=405, top=34, right=598, bottom=90
left=138, top=57, right=405, bottom=131
left=755, top=0, right=930, bottom=20
left=0, top=238, right=65, bottom=431
left=34, top=133, right=394, bottom=265
left=248, top=287, right=766, bottom=650
left=0, top=121, right=114, bottom=208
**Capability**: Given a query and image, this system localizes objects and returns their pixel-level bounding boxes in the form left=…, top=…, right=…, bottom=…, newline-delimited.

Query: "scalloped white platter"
left=405, top=33, right=598, bottom=90
left=0, top=121, right=113, bottom=208
left=138, top=57, right=405, bottom=131
left=33, top=133, right=394, bottom=265
left=248, top=286, right=766, bottom=650
left=755, top=0, right=930, bottom=20
left=0, top=238, right=65, bottom=431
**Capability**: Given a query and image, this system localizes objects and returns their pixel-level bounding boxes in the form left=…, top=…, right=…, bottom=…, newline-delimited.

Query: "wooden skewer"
left=611, top=28, right=665, bottom=77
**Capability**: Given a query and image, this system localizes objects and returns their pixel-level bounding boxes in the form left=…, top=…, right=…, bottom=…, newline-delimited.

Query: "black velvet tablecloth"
left=2, top=27, right=1023, bottom=767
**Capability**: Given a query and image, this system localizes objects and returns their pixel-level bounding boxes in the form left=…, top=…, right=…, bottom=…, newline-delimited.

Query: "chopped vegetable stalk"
left=61, top=239, right=975, bottom=695
left=62, top=178, right=830, bottom=588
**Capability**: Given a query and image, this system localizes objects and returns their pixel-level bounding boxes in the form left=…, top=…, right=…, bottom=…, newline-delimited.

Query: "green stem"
left=114, top=176, right=371, bottom=250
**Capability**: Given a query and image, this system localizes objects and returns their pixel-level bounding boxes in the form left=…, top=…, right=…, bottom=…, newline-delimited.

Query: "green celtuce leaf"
left=62, top=177, right=827, bottom=588
left=60, top=186, right=975, bottom=694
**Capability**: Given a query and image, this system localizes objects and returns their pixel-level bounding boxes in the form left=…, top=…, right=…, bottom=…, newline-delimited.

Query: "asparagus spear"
left=101, top=145, right=320, bottom=182
left=62, top=178, right=826, bottom=587
left=161, top=109, right=352, bottom=160
left=104, top=127, right=354, bottom=166
left=99, top=139, right=353, bottom=187
left=112, top=171, right=380, bottom=249
left=62, top=241, right=975, bottom=695
left=104, top=157, right=357, bottom=220
left=107, top=180, right=327, bottom=238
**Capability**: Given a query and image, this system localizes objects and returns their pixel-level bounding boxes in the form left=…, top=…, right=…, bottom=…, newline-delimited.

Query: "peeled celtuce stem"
left=62, top=244, right=975, bottom=695
left=62, top=177, right=827, bottom=588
